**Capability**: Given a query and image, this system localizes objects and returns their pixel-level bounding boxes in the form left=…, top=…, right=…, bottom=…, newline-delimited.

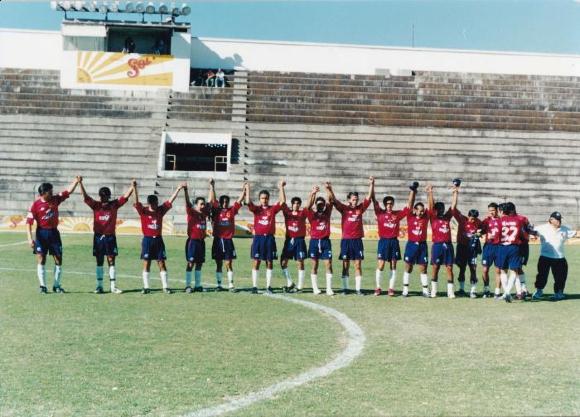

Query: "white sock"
left=514, top=275, right=522, bottom=295
left=142, top=271, right=150, bottom=289
left=375, top=269, right=382, bottom=289
left=54, top=265, right=62, bottom=287
left=160, top=271, right=168, bottom=289
left=403, top=272, right=410, bottom=286
left=447, top=282, right=454, bottom=295
left=326, top=273, right=333, bottom=292
left=298, top=270, right=305, bottom=289
left=311, top=274, right=320, bottom=292
left=431, top=281, right=438, bottom=295
left=266, top=269, right=273, bottom=288
left=185, top=270, right=192, bottom=287
left=388, top=270, right=396, bottom=290
left=505, top=271, right=516, bottom=294
left=96, top=266, right=104, bottom=288
left=500, top=272, right=508, bottom=291
left=341, top=276, right=349, bottom=290
left=494, top=287, right=501, bottom=295
left=420, top=273, right=429, bottom=288
left=216, top=272, right=223, bottom=286
left=355, top=275, right=362, bottom=292
left=109, top=266, right=116, bottom=290
left=227, top=270, right=234, bottom=288
left=37, top=264, right=46, bottom=287
left=252, top=269, right=258, bottom=288
left=194, top=270, right=202, bottom=288
left=282, top=268, right=292, bottom=286
left=470, top=284, right=477, bottom=293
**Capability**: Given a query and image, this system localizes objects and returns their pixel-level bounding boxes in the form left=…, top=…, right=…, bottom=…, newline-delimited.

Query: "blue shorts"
left=309, top=238, right=332, bottom=260
left=496, top=245, right=522, bottom=271
left=519, top=242, right=529, bottom=266
left=282, top=237, right=307, bottom=260
left=141, top=236, right=166, bottom=261
left=377, top=238, right=401, bottom=261
left=34, top=228, right=62, bottom=257
left=431, top=242, right=455, bottom=266
left=186, top=238, right=206, bottom=264
left=340, top=238, right=364, bottom=260
left=212, top=237, right=237, bottom=261
left=251, top=235, right=278, bottom=261
left=481, top=243, right=498, bottom=268
left=455, top=244, right=478, bottom=267
left=404, top=241, right=428, bottom=265
left=93, top=234, right=118, bottom=259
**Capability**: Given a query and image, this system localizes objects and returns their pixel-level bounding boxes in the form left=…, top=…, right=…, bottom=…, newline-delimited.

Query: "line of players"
left=26, top=176, right=533, bottom=302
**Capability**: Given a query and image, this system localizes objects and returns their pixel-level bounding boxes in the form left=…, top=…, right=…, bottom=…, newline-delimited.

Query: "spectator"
left=216, top=68, right=226, bottom=88
left=205, top=70, right=216, bottom=87
left=122, top=37, right=136, bottom=53
left=154, top=38, right=166, bottom=55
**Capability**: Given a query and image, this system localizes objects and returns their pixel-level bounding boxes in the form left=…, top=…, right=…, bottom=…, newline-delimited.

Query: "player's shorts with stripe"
left=211, top=237, right=236, bottom=260
left=309, top=238, right=332, bottom=260
left=481, top=243, right=499, bottom=267
left=141, top=236, right=166, bottom=261
left=377, top=237, right=401, bottom=261
left=93, top=233, right=118, bottom=259
left=431, top=242, right=455, bottom=266
left=496, top=244, right=522, bottom=270
left=519, top=242, right=529, bottom=266
left=185, top=238, right=206, bottom=264
left=404, top=241, right=428, bottom=265
left=339, top=238, right=364, bottom=260
left=251, top=235, right=278, bottom=261
left=455, top=243, right=478, bottom=268
left=34, top=228, right=62, bottom=257
left=282, top=237, right=307, bottom=260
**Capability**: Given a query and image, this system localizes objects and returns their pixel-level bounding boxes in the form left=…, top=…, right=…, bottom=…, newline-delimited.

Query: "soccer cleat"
left=265, top=287, right=273, bottom=295
left=229, top=287, right=238, bottom=293
left=313, top=288, right=322, bottom=295
left=185, top=286, right=193, bottom=294
left=193, top=286, right=205, bottom=293
left=283, top=283, right=296, bottom=293
left=340, top=288, right=349, bottom=296
left=482, top=290, right=491, bottom=299
left=470, top=291, right=477, bottom=299
left=522, top=289, right=530, bottom=298
left=39, top=286, right=48, bottom=294
left=251, top=287, right=258, bottom=294
left=422, top=288, right=430, bottom=298
left=111, top=288, right=123, bottom=294
left=515, top=293, right=524, bottom=301
left=532, top=289, right=543, bottom=300
left=456, top=289, right=466, bottom=297
left=142, top=288, right=151, bottom=294
left=163, top=288, right=173, bottom=294
left=387, top=288, right=395, bottom=297
left=551, top=292, right=565, bottom=301
left=94, top=287, right=104, bottom=294
left=326, top=289, right=335, bottom=296
left=430, top=291, right=437, bottom=298
left=504, top=293, right=513, bottom=303
left=447, top=291, right=456, bottom=299
left=53, top=286, right=65, bottom=293
left=355, top=290, right=365, bottom=296
left=401, top=287, right=409, bottom=297
left=374, top=288, right=382, bottom=296
left=494, top=294, right=502, bottom=301
left=215, top=286, right=225, bottom=292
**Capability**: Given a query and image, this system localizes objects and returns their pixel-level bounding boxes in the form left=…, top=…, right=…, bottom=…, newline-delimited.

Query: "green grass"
left=0, top=232, right=579, bottom=416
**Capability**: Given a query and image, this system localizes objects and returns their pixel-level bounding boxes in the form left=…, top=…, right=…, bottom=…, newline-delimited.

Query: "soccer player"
left=306, top=183, right=335, bottom=296
left=246, top=180, right=285, bottom=294
left=208, top=180, right=246, bottom=292
left=133, top=180, right=183, bottom=294
left=531, top=211, right=576, bottom=301
left=514, top=206, right=531, bottom=299
left=481, top=203, right=502, bottom=299
left=280, top=183, right=311, bottom=293
left=496, top=202, right=528, bottom=302
left=372, top=183, right=416, bottom=296
left=451, top=186, right=483, bottom=298
left=182, top=180, right=212, bottom=293
left=26, top=177, right=80, bottom=293
left=426, top=184, right=456, bottom=298
left=330, top=177, right=374, bottom=295
left=402, top=183, right=430, bottom=297
left=78, top=178, right=134, bottom=294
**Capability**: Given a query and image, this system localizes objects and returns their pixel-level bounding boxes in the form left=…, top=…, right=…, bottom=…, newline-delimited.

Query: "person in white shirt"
left=532, top=211, right=576, bottom=301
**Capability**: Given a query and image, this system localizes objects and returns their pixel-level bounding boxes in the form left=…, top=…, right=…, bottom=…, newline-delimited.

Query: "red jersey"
left=306, top=204, right=333, bottom=239
left=186, top=205, right=210, bottom=240
left=482, top=216, right=502, bottom=244
left=406, top=210, right=429, bottom=242
left=373, top=202, right=409, bottom=239
left=282, top=204, right=307, bottom=238
left=84, top=196, right=128, bottom=235
left=517, top=214, right=530, bottom=242
left=429, top=209, right=453, bottom=243
left=248, top=201, right=282, bottom=235
left=452, top=209, right=482, bottom=246
left=211, top=201, right=241, bottom=239
left=26, top=190, right=70, bottom=229
left=500, top=214, right=528, bottom=246
left=334, top=198, right=371, bottom=239
left=134, top=201, right=172, bottom=237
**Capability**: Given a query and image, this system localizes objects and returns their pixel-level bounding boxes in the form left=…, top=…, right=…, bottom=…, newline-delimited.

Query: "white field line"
left=0, top=240, right=28, bottom=248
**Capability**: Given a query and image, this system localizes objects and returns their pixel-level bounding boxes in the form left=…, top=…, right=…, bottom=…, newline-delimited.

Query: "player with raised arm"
left=280, top=183, right=311, bottom=293
left=426, top=183, right=456, bottom=298
left=26, top=177, right=80, bottom=293
left=372, top=182, right=416, bottom=296
left=481, top=202, right=502, bottom=299
left=78, top=178, right=134, bottom=294
left=450, top=184, right=483, bottom=298
left=246, top=180, right=284, bottom=294
left=133, top=180, right=183, bottom=294
left=209, top=180, right=245, bottom=292
left=307, top=183, right=335, bottom=295
left=332, top=177, right=374, bottom=295
left=402, top=182, right=430, bottom=297
left=182, top=180, right=212, bottom=293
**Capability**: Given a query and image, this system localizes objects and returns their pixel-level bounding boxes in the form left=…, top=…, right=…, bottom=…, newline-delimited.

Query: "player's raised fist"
left=131, top=179, right=137, bottom=187
left=425, top=184, right=433, bottom=192
left=312, top=185, right=320, bottom=193
left=76, top=175, right=83, bottom=183
left=279, top=179, right=286, bottom=188
left=369, top=176, right=375, bottom=184
left=324, top=181, right=332, bottom=189
left=209, top=178, right=215, bottom=186
left=180, top=181, right=188, bottom=189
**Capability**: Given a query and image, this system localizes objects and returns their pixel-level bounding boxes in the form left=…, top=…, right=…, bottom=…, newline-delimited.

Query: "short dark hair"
left=505, top=202, right=516, bottom=214
left=259, top=190, right=270, bottom=198
left=147, top=195, right=159, bottom=205
left=414, top=202, right=424, bottom=209
left=468, top=209, right=480, bottom=218
left=383, top=196, right=395, bottom=205
left=291, top=197, right=302, bottom=205
left=194, top=197, right=205, bottom=205
left=98, top=187, right=111, bottom=199
left=488, top=202, right=498, bottom=209
left=347, top=191, right=359, bottom=199
left=434, top=202, right=445, bottom=213
left=315, top=196, right=326, bottom=205
left=219, top=195, right=230, bottom=206
left=38, top=182, right=53, bottom=195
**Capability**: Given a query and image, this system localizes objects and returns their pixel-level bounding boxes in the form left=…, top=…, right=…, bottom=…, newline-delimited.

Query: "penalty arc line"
left=0, top=241, right=28, bottom=248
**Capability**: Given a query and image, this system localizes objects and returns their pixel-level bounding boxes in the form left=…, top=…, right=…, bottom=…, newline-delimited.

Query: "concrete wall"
left=0, top=29, right=62, bottom=70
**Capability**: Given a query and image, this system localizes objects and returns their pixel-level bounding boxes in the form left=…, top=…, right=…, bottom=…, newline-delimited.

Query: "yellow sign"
left=76, top=51, right=173, bottom=87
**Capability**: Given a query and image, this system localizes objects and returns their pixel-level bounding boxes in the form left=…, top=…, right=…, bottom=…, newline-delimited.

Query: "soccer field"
left=0, top=232, right=579, bottom=417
